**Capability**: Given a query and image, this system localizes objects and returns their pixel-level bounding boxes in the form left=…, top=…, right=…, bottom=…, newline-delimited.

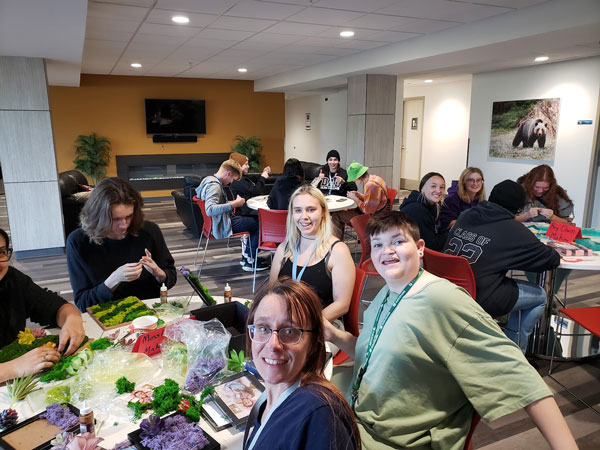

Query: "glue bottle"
left=79, top=402, right=95, bottom=436
left=160, top=283, right=168, bottom=303
left=224, top=283, right=232, bottom=303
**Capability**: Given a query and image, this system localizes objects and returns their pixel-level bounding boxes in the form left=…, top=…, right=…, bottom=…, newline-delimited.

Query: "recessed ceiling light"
left=340, top=30, right=354, bottom=38
left=424, top=79, right=433, bottom=83
left=534, top=56, right=549, bottom=62
left=238, top=68, right=248, bottom=73
left=172, top=15, right=190, bottom=24
left=131, top=63, right=142, bottom=68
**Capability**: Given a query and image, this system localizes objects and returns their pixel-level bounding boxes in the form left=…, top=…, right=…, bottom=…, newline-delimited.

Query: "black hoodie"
left=314, top=165, right=357, bottom=196
left=442, top=200, right=560, bottom=317
left=400, top=190, right=448, bottom=252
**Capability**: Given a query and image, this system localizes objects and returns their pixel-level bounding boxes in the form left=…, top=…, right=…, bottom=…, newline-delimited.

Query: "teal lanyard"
left=351, top=268, right=423, bottom=409
left=292, top=241, right=317, bottom=282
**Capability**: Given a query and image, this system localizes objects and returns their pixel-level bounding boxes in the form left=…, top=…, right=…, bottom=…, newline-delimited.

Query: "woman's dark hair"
left=520, top=165, right=572, bottom=215
left=79, top=177, right=144, bottom=244
left=283, top=158, right=304, bottom=180
left=0, top=228, right=9, bottom=247
left=247, top=278, right=361, bottom=449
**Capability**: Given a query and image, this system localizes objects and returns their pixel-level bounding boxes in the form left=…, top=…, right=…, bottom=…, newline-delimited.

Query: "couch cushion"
left=183, top=175, right=203, bottom=200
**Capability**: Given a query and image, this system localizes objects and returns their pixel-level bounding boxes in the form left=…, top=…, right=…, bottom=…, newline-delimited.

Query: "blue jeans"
left=231, top=215, right=258, bottom=260
left=506, top=280, right=548, bottom=352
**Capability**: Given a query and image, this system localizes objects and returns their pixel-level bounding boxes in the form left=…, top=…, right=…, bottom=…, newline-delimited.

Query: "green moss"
left=116, top=376, right=136, bottom=394
left=89, top=337, right=112, bottom=351
left=127, top=401, right=151, bottom=420
left=0, top=335, right=59, bottom=363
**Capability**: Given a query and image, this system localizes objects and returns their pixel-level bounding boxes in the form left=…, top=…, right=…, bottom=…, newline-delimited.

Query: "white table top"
left=246, top=194, right=356, bottom=212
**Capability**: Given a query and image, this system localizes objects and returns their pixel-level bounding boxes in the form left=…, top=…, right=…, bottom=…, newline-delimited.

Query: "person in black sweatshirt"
left=311, top=149, right=357, bottom=196
left=267, top=158, right=305, bottom=210
left=66, top=178, right=176, bottom=311
left=229, top=151, right=271, bottom=217
left=443, top=180, right=560, bottom=352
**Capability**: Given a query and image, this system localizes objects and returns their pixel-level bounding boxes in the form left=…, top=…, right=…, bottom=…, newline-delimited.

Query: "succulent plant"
left=7, top=374, right=39, bottom=406
left=139, top=414, right=162, bottom=439
left=0, top=409, right=18, bottom=430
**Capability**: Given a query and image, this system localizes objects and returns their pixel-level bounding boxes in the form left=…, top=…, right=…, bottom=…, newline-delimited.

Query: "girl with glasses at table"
left=439, top=167, right=486, bottom=231
left=243, top=278, right=360, bottom=450
left=0, top=228, right=85, bottom=383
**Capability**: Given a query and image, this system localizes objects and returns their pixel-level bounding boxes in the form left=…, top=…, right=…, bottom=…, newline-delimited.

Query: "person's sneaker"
left=242, top=258, right=270, bottom=272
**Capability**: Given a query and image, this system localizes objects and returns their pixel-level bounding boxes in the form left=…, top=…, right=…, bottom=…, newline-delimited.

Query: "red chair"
left=192, top=196, right=250, bottom=277
left=333, top=267, right=367, bottom=365
left=252, top=209, right=288, bottom=292
left=548, top=306, right=600, bottom=415
left=422, top=248, right=476, bottom=299
left=386, top=187, right=398, bottom=211
left=464, top=413, right=481, bottom=450
left=349, top=214, right=378, bottom=275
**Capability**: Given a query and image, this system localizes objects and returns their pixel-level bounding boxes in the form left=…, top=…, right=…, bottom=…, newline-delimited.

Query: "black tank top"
left=279, top=240, right=342, bottom=308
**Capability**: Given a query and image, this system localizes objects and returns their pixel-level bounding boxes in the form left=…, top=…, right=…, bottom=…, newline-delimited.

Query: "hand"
left=9, top=347, right=61, bottom=378
left=140, top=248, right=166, bottom=282
left=347, top=191, right=358, bottom=200
left=58, top=315, right=85, bottom=356
left=231, top=195, right=245, bottom=209
left=318, top=170, right=325, bottom=181
left=322, top=317, right=337, bottom=342
left=527, top=207, right=540, bottom=219
left=335, top=175, right=345, bottom=184
left=261, top=166, right=271, bottom=178
left=539, top=208, right=554, bottom=219
left=105, top=261, right=143, bottom=291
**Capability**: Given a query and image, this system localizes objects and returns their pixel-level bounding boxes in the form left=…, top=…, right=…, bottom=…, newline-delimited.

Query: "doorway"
left=401, top=98, right=424, bottom=190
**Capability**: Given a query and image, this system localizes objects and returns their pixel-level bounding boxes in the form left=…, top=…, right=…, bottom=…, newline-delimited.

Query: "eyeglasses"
left=466, top=178, right=484, bottom=184
left=0, top=247, right=13, bottom=262
left=248, top=324, right=313, bottom=345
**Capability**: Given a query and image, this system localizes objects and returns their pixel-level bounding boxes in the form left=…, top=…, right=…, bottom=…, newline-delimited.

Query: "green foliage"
left=152, top=379, right=181, bottom=417
left=128, top=401, right=152, bottom=420
left=73, top=132, right=111, bottom=185
left=89, top=337, right=112, bottom=351
left=491, top=101, right=536, bottom=133
left=116, top=376, right=136, bottom=394
left=7, top=375, right=39, bottom=406
left=39, top=344, right=92, bottom=382
left=226, top=350, right=248, bottom=373
left=231, top=135, right=263, bottom=172
left=0, top=335, right=59, bottom=363
left=45, top=385, right=71, bottom=405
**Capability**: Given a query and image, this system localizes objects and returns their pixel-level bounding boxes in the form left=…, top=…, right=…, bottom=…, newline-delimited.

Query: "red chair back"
left=258, top=209, right=288, bottom=251
left=422, top=248, right=476, bottom=300
left=192, top=196, right=212, bottom=239
left=350, top=214, right=371, bottom=267
left=464, top=413, right=481, bottom=450
left=386, top=187, right=398, bottom=211
left=333, top=267, right=366, bottom=365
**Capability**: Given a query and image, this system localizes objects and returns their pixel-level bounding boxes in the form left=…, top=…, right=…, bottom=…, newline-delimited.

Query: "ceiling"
left=1, top=0, right=599, bottom=93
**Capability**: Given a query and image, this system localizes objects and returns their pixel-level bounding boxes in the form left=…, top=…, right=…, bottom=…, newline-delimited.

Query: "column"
left=0, top=56, right=64, bottom=257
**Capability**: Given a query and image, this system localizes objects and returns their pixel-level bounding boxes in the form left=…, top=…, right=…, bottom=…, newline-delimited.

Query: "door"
left=401, top=98, right=424, bottom=190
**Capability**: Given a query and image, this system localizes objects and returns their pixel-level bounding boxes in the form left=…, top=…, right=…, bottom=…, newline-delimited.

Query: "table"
left=246, top=194, right=356, bottom=212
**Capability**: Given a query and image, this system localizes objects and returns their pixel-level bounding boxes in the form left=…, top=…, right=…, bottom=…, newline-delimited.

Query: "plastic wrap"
left=158, top=341, right=188, bottom=384
left=163, top=319, right=230, bottom=394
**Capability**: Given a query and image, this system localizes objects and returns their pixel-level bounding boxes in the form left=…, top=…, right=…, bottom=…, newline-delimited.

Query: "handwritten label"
left=132, top=327, right=166, bottom=356
left=545, top=222, right=582, bottom=243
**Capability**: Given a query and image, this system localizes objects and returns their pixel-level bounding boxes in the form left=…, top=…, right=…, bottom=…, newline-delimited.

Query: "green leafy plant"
left=7, top=375, right=39, bottom=407
left=226, top=350, right=249, bottom=373
left=231, top=135, right=263, bottom=172
left=116, top=376, right=136, bottom=394
left=73, top=132, right=111, bottom=185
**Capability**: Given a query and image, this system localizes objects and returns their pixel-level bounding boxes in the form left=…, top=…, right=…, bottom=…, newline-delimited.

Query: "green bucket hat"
left=347, top=161, right=369, bottom=182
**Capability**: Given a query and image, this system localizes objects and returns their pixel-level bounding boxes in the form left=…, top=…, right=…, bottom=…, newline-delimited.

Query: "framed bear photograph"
left=489, top=98, right=560, bottom=162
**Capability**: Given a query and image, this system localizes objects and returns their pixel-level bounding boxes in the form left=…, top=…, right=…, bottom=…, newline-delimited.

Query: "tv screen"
left=145, top=99, right=206, bottom=134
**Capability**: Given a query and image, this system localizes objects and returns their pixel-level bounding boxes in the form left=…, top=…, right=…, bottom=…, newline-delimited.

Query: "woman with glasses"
left=244, top=278, right=359, bottom=450
left=269, top=184, right=355, bottom=324
left=0, top=228, right=85, bottom=383
left=439, top=167, right=486, bottom=230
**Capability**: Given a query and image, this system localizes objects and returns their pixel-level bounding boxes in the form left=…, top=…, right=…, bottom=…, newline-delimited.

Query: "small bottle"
left=79, top=403, right=95, bottom=436
left=160, top=283, right=168, bottom=303
left=224, top=283, right=232, bottom=303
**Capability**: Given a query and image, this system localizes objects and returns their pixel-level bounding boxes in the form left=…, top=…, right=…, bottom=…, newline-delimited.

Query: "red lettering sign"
left=545, top=222, right=582, bottom=243
left=132, top=327, right=166, bottom=356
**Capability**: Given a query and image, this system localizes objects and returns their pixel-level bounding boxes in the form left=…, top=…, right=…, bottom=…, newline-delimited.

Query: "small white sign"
left=305, top=113, right=311, bottom=130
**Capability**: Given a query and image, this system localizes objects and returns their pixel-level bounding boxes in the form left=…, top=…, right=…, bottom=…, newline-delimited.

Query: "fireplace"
left=116, top=153, right=229, bottom=191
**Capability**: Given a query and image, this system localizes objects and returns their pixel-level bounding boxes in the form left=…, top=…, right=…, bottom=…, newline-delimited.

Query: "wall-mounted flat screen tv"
left=145, top=99, right=206, bottom=134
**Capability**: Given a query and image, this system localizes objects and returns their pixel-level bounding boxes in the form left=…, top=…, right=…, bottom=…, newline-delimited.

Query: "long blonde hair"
left=458, top=167, right=486, bottom=204
left=282, top=185, right=333, bottom=260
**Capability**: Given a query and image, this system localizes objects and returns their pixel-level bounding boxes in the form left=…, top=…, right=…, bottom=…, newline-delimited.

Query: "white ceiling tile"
left=167, top=47, right=222, bottom=61
left=470, top=0, right=547, bottom=8
left=218, top=48, right=266, bottom=59
left=138, top=22, right=202, bottom=37
left=124, top=42, right=180, bottom=58
left=245, top=32, right=304, bottom=45
left=232, top=40, right=288, bottom=52
left=131, top=33, right=190, bottom=46
left=346, top=14, right=423, bottom=30
left=313, top=0, right=400, bottom=13
left=316, top=27, right=381, bottom=39
left=208, top=16, right=277, bottom=32
left=390, top=18, right=459, bottom=34
left=83, top=39, right=127, bottom=62
left=258, top=0, right=319, bottom=5
left=336, top=39, right=389, bottom=50
left=194, top=28, right=255, bottom=41
left=146, top=9, right=217, bottom=27
left=266, top=22, right=332, bottom=36
left=225, top=0, right=305, bottom=20
left=85, top=17, right=139, bottom=41
left=155, top=0, right=238, bottom=15
left=285, top=7, right=365, bottom=26
left=87, top=2, right=149, bottom=21
left=93, top=0, right=155, bottom=7
left=357, top=30, right=420, bottom=42
left=183, top=61, right=237, bottom=75
left=146, top=63, right=193, bottom=76
left=81, top=62, right=114, bottom=74
left=186, top=37, right=237, bottom=51
left=377, top=0, right=512, bottom=23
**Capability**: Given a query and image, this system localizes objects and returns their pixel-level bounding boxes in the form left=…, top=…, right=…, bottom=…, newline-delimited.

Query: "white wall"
left=284, top=90, right=347, bottom=165
left=469, top=57, right=600, bottom=226
left=401, top=78, right=472, bottom=185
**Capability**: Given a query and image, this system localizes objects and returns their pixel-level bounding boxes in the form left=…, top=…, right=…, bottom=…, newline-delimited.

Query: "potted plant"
left=231, top=135, right=262, bottom=172
left=73, top=133, right=111, bottom=185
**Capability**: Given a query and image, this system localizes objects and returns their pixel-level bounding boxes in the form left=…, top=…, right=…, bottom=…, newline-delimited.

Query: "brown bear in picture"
left=512, top=118, right=547, bottom=148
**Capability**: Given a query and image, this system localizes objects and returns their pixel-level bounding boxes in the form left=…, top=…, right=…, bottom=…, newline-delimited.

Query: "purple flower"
left=184, top=357, right=225, bottom=394
left=111, top=439, right=134, bottom=450
left=139, top=415, right=162, bottom=439
left=140, top=414, right=209, bottom=450
left=179, top=266, right=190, bottom=276
left=41, top=403, right=79, bottom=431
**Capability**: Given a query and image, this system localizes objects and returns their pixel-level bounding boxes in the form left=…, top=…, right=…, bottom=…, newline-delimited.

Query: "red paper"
left=132, top=327, right=166, bottom=356
left=545, top=222, right=582, bottom=243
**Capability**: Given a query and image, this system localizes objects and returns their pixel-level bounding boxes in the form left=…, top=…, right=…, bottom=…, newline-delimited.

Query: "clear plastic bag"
left=164, top=319, right=230, bottom=394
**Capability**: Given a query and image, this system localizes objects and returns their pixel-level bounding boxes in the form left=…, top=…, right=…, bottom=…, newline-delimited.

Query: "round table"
left=246, top=194, right=356, bottom=212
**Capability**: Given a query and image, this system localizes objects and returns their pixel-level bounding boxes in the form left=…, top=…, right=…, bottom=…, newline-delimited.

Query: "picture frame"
left=411, top=117, right=418, bottom=130
left=211, top=372, right=264, bottom=427
left=201, top=397, right=232, bottom=432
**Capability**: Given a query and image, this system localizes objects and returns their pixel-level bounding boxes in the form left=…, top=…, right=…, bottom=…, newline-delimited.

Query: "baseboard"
left=14, top=247, right=64, bottom=260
